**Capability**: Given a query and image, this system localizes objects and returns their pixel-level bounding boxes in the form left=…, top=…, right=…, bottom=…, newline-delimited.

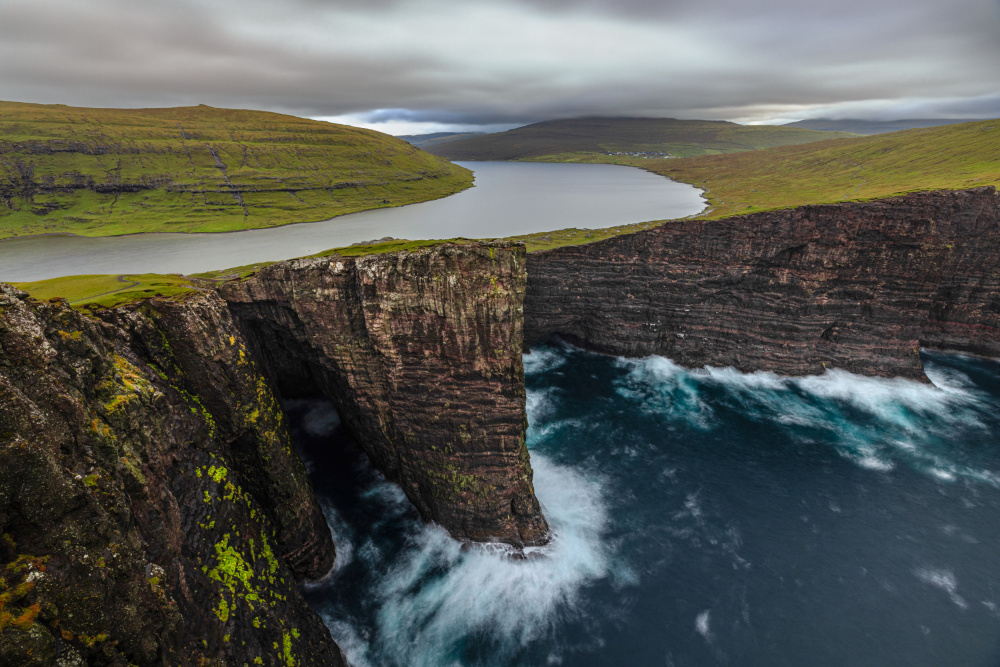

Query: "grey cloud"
left=0, top=0, right=997, bottom=126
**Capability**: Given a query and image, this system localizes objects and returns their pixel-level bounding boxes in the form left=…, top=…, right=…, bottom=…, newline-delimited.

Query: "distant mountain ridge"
left=398, top=131, right=486, bottom=148
left=424, top=117, right=858, bottom=161
left=784, top=118, right=982, bottom=135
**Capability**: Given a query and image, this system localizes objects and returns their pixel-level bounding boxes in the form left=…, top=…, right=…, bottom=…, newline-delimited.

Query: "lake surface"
left=293, top=348, right=1000, bottom=666
left=0, top=162, right=704, bottom=282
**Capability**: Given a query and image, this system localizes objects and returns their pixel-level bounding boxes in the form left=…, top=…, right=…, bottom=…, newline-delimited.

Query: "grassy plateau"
left=648, top=118, right=1000, bottom=219
left=10, top=238, right=473, bottom=309
left=0, top=101, right=472, bottom=239
left=425, top=117, right=858, bottom=161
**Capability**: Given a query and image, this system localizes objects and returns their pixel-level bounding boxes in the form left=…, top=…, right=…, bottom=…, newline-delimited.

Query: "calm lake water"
left=0, top=162, right=703, bottom=282
left=293, top=348, right=1000, bottom=667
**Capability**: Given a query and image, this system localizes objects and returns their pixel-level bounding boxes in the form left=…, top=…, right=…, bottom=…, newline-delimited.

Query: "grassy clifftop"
left=0, top=101, right=472, bottom=238
left=425, top=117, right=857, bottom=161
left=647, top=118, right=1000, bottom=219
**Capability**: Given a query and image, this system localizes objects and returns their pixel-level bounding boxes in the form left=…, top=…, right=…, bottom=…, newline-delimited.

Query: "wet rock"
left=526, top=187, right=1000, bottom=380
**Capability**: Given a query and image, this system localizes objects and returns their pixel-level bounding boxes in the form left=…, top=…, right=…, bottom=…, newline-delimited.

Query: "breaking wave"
left=299, top=345, right=1000, bottom=666
left=613, top=353, right=999, bottom=484
left=313, top=450, right=619, bottom=667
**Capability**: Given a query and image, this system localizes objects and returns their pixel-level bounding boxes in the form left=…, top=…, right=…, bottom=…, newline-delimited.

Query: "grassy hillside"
left=783, top=118, right=981, bottom=135
left=646, top=118, right=1000, bottom=219
left=0, top=101, right=472, bottom=239
left=425, top=117, right=858, bottom=161
left=399, top=132, right=486, bottom=148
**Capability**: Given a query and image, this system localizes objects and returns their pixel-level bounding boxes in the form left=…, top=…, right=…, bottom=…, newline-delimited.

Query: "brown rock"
left=0, top=286, right=345, bottom=666
left=222, top=241, right=549, bottom=547
left=525, top=187, right=1000, bottom=380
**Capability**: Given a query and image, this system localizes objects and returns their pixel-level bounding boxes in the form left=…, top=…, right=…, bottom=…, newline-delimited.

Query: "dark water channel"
left=0, top=162, right=704, bottom=281
left=290, top=348, right=1000, bottom=666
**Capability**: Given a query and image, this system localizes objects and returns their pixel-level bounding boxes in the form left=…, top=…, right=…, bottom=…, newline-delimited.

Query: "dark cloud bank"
left=1, top=0, right=997, bottom=130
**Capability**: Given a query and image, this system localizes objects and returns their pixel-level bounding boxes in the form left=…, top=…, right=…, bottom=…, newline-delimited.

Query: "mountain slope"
left=0, top=101, right=472, bottom=239
left=784, top=118, right=982, bottom=135
left=399, top=131, right=486, bottom=148
left=648, top=118, right=1000, bottom=219
left=425, top=117, right=858, bottom=161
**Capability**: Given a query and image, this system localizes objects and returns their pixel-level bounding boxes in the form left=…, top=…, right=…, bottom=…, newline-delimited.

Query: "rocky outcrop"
left=525, top=187, right=1000, bottom=380
left=0, top=286, right=345, bottom=666
left=221, top=242, right=549, bottom=547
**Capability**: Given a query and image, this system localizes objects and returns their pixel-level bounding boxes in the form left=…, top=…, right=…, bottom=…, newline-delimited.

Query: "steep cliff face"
left=525, top=187, right=1000, bottom=380
left=221, top=242, right=549, bottom=547
left=0, top=286, right=345, bottom=666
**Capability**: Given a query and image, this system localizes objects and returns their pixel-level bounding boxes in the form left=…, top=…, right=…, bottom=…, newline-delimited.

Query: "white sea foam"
left=526, top=387, right=561, bottom=424
left=613, top=353, right=997, bottom=484
left=914, top=567, right=968, bottom=609
left=614, top=356, right=715, bottom=428
left=695, top=610, right=712, bottom=641
left=524, top=346, right=569, bottom=376
left=326, top=453, right=617, bottom=667
left=284, top=398, right=343, bottom=436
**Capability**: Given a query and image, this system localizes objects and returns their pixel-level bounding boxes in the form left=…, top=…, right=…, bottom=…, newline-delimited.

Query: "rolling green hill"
left=424, top=117, right=858, bottom=161
left=783, top=118, right=981, bottom=135
left=647, top=118, right=1000, bottom=219
left=0, top=101, right=472, bottom=239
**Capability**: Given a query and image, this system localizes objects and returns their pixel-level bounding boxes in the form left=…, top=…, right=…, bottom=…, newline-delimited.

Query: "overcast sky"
left=1, top=0, right=998, bottom=134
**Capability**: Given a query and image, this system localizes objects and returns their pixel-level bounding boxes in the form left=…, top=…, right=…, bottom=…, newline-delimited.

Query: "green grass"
left=18, top=119, right=998, bottom=303
left=493, top=118, right=1000, bottom=251
left=426, top=117, right=858, bottom=161
left=0, top=101, right=472, bottom=239
left=10, top=273, right=208, bottom=309
left=646, top=118, right=1000, bottom=219
left=13, top=239, right=478, bottom=308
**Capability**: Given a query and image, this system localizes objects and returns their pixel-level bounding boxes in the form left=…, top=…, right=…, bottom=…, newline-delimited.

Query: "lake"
left=0, top=162, right=704, bottom=282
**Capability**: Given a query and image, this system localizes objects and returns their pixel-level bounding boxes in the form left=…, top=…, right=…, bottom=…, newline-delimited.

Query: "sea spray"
left=612, top=351, right=998, bottom=484
left=293, top=389, right=619, bottom=667
left=297, top=346, right=1000, bottom=666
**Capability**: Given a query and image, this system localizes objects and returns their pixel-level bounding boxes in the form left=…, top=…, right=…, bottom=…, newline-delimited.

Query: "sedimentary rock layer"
left=0, top=286, right=345, bottom=666
left=525, top=187, right=1000, bottom=380
left=222, top=242, right=549, bottom=547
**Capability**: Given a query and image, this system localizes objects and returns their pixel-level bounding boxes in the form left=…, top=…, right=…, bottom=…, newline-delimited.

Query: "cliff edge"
left=525, top=187, right=1000, bottom=380
left=221, top=241, right=549, bottom=547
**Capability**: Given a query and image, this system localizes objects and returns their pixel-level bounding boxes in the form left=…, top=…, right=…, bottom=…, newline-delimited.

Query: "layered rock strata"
left=221, top=242, right=549, bottom=547
left=0, top=287, right=345, bottom=666
left=525, top=187, right=1000, bottom=380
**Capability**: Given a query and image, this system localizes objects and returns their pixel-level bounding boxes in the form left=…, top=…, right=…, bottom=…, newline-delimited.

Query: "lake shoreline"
left=0, top=162, right=705, bottom=282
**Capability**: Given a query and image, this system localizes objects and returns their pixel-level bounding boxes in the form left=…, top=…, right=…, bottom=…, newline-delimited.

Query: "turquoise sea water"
left=293, top=347, right=1000, bottom=666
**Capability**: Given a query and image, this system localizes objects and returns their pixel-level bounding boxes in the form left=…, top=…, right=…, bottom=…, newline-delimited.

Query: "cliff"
left=524, top=187, right=1000, bottom=380
left=0, top=239, right=551, bottom=665
left=220, top=242, right=548, bottom=547
left=0, top=286, right=345, bottom=666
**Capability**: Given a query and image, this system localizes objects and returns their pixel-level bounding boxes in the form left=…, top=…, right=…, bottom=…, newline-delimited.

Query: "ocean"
left=292, top=345, right=1000, bottom=666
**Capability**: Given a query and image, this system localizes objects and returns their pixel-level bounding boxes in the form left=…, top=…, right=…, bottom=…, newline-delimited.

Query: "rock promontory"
left=221, top=242, right=548, bottom=547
